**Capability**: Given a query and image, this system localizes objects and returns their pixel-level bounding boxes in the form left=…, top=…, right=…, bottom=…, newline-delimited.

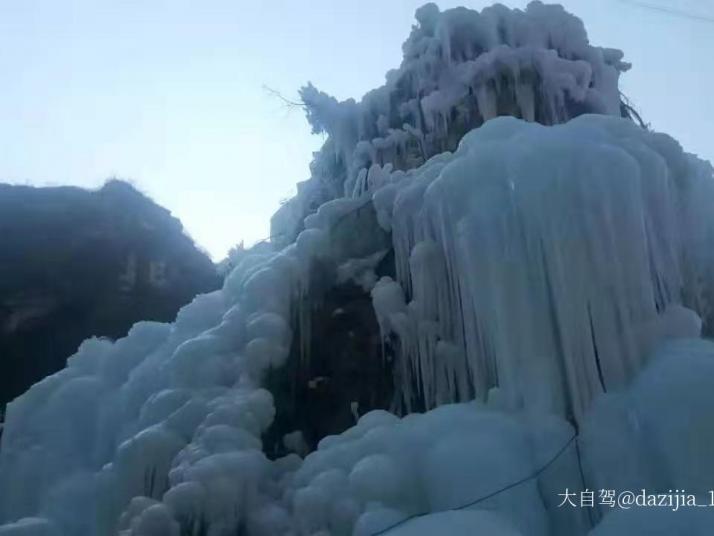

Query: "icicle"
left=515, top=79, right=536, bottom=122
left=476, top=83, right=498, bottom=121
left=372, top=114, right=714, bottom=420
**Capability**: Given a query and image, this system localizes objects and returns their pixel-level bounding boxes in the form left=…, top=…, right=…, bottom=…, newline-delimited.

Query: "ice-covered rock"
left=369, top=114, right=713, bottom=420
left=272, top=1, right=632, bottom=243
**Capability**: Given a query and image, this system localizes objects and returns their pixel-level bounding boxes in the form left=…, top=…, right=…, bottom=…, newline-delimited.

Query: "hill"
left=0, top=179, right=220, bottom=409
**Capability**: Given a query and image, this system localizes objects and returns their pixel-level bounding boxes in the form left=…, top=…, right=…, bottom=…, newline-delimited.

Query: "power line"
left=371, top=432, right=578, bottom=535
left=618, top=0, right=714, bottom=24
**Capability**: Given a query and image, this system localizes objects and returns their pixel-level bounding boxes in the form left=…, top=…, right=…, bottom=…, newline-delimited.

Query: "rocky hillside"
left=0, top=179, right=220, bottom=410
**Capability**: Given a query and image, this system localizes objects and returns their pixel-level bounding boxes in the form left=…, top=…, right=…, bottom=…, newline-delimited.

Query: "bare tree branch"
left=262, top=85, right=307, bottom=109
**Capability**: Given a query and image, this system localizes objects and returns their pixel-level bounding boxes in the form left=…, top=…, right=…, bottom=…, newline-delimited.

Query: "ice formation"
left=272, top=1, right=631, bottom=245
left=0, top=228, right=325, bottom=535
left=2, top=2, right=714, bottom=536
left=369, top=115, right=713, bottom=420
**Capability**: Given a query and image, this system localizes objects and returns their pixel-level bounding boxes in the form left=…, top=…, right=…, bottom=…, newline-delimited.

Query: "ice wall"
left=369, top=114, right=713, bottom=419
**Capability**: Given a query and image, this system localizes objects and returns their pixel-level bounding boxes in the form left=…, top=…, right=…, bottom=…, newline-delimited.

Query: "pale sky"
left=1, top=0, right=712, bottom=259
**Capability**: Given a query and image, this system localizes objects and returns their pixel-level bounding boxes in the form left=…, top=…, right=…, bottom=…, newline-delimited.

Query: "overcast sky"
left=1, top=0, right=712, bottom=259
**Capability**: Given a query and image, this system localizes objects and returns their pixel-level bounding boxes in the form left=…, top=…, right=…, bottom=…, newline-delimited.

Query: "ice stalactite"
left=370, top=115, right=713, bottom=420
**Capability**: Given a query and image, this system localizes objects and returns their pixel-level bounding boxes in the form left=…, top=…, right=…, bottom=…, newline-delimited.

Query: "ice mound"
left=281, top=405, right=578, bottom=536
left=0, top=229, right=328, bottom=534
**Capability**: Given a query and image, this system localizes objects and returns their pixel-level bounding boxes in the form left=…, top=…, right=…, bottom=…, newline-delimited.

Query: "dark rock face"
left=264, top=210, right=397, bottom=457
left=265, top=280, right=395, bottom=456
left=0, top=180, right=221, bottom=410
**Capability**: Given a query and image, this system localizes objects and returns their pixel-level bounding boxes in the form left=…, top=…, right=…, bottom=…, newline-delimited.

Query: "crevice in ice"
left=587, top=303, right=607, bottom=394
